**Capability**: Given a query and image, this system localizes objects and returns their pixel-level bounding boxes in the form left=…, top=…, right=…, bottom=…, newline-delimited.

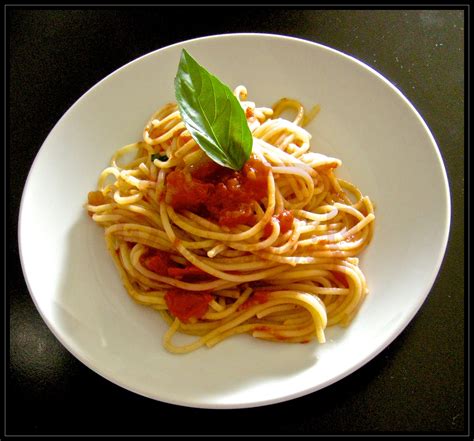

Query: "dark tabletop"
left=7, top=7, right=466, bottom=436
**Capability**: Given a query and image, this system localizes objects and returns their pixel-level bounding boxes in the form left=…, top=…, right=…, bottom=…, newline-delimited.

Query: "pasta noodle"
left=86, top=86, right=375, bottom=354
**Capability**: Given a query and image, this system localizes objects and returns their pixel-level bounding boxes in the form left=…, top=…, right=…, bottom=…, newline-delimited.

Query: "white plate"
left=18, top=33, right=450, bottom=408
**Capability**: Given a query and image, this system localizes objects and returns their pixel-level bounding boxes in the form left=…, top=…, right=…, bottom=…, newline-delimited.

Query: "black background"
left=7, top=7, right=466, bottom=436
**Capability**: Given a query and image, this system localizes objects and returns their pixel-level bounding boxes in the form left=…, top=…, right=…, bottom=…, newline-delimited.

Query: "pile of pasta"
left=86, top=86, right=375, bottom=353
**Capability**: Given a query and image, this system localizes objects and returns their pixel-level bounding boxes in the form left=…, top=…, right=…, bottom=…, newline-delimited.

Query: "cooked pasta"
left=86, top=86, right=375, bottom=354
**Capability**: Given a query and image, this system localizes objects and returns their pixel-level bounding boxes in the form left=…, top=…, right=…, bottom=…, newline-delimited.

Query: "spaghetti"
left=86, top=86, right=375, bottom=354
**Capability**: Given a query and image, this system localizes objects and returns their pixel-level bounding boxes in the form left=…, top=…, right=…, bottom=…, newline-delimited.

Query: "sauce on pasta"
left=86, top=87, right=375, bottom=353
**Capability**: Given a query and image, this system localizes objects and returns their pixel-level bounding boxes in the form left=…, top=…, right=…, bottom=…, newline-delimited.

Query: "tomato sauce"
left=166, top=156, right=270, bottom=227
left=143, top=251, right=171, bottom=276
left=143, top=250, right=211, bottom=282
left=164, top=289, right=213, bottom=323
left=254, top=325, right=271, bottom=332
left=165, top=171, right=211, bottom=212
left=262, top=210, right=294, bottom=238
left=167, top=265, right=207, bottom=279
left=254, top=325, right=286, bottom=340
left=239, top=291, right=270, bottom=311
left=277, top=210, right=294, bottom=233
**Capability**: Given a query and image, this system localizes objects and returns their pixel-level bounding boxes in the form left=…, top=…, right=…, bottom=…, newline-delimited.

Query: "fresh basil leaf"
left=151, top=153, right=168, bottom=162
left=174, top=49, right=252, bottom=171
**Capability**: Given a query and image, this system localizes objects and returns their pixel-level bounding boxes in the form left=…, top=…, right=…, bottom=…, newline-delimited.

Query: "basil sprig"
left=174, top=49, right=252, bottom=171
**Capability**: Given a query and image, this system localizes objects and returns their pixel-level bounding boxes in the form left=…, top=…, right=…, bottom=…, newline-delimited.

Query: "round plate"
left=18, top=33, right=450, bottom=408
